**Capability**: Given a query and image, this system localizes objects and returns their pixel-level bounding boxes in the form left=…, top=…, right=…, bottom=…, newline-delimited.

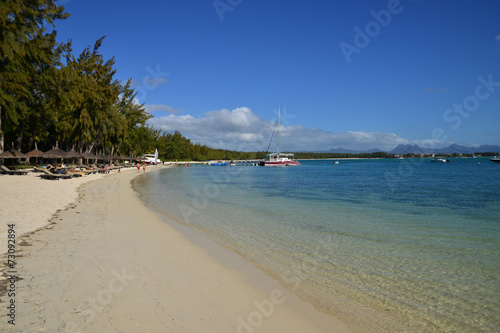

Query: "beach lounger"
left=38, top=168, right=73, bottom=180
left=0, top=165, right=28, bottom=175
left=79, top=169, right=96, bottom=175
left=40, top=173, right=61, bottom=180
left=32, top=166, right=45, bottom=173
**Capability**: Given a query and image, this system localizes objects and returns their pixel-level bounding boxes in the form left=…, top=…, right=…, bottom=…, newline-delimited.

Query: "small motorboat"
left=332, top=161, right=339, bottom=164
left=490, top=158, right=500, bottom=163
left=431, top=157, right=450, bottom=163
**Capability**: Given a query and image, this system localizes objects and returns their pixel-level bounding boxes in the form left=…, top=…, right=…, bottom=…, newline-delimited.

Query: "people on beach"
left=143, top=163, right=146, bottom=174
left=137, top=163, right=141, bottom=172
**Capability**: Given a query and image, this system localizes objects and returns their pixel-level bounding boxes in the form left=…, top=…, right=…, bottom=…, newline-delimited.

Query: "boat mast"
left=277, top=107, right=280, bottom=155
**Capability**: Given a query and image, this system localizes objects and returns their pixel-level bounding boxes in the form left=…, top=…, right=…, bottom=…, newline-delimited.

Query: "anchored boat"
left=259, top=107, right=300, bottom=167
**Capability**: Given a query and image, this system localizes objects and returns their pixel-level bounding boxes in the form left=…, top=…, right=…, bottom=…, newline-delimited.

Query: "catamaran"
left=259, top=107, right=301, bottom=167
left=141, top=148, right=161, bottom=164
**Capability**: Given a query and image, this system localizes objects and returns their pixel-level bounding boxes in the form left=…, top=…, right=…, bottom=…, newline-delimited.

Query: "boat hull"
left=259, top=160, right=301, bottom=167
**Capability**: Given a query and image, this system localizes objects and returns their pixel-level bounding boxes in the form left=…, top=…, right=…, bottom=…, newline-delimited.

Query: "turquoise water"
left=134, top=159, right=500, bottom=332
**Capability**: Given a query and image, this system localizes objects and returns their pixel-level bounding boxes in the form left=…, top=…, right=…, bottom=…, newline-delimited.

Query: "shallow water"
left=135, top=158, right=500, bottom=332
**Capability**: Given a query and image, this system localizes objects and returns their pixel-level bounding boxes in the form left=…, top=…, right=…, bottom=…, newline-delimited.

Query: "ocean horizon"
left=134, top=158, right=500, bottom=332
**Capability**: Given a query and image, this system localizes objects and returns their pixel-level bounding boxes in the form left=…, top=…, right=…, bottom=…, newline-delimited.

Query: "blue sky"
left=55, top=0, right=500, bottom=152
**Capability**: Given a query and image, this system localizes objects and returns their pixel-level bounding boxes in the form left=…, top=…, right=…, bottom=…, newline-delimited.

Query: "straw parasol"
left=95, top=152, right=111, bottom=161
left=0, top=149, right=28, bottom=160
left=66, top=146, right=83, bottom=159
left=25, top=143, right=44, bottom=164
left=25, top=143, right=44, bottom=158
left=64, top=146, right=83, bottom=166
left=41, top=142, right=68, bottom=165
left=0, top=149, right=27, bottom=159
left=81, top=151, right=96, bottom=160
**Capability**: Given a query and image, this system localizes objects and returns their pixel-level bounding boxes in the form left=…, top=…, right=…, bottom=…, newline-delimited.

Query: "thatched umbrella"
left=25, top=143, right=44, bottom=164
left=66, top=147, right=82, bottom=159
left=0, top=149, right=27, bottom=159
left=81, top=151, right=96, bottom=164
left=41, top=142, right=68, bottom=165
left=95, top=153, right=110, bottom=161
left=0, top=149, right=28, bottom=165
left=65, top=146, right=83, bottom=165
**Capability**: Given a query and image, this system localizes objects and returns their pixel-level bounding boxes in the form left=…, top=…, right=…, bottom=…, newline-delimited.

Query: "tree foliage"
left=0, top=1, right=153, bottom=156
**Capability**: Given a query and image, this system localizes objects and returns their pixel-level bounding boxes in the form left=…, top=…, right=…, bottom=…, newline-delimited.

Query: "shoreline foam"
left=0, top=166, right=352, bottom=332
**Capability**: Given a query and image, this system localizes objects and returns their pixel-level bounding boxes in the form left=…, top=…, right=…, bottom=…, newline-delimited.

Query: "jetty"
left=173, top=160, right=261, bottom=167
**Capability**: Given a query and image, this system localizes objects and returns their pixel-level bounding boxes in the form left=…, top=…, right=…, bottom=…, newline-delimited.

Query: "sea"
left=133, top=158, right=500, bottom=332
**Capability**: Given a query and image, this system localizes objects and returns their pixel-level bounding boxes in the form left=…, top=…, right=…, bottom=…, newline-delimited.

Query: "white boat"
left=259, top=107, right=300, bottom=167
left=260, top=152, right=301, bottom=167
left=491, top=158, right=500, bottom=163
left=141, top=152, right=162, bottom=164
left=332, top=161, right=339, bottom=164
left=431, top=157, right=450, bottom=163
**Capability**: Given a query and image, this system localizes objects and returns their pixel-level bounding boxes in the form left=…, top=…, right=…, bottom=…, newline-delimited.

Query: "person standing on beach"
left=137, top=163, right=140, bottom=172
left=143, top=164, right=146, bottom=174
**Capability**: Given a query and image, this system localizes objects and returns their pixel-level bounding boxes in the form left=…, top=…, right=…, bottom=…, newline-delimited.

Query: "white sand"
left=0, top=167, right=145, bottom=243
left=0, top=166, right=352, bottom=332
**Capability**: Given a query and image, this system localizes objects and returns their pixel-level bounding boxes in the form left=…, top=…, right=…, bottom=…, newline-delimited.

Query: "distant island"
left=293, top=144, right=500, bottom=160
left=307, top=143, right=500, bottom=155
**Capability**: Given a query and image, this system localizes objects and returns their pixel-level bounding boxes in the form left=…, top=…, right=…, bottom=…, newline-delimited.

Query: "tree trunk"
left=28, top=128, right=38, bottom=151
left=0, top=105, right=4, bottom=152
left=116, top=140, right=123, bottom=154
left=88, top=142, right=96, bottom=153
left=16, top=121, right=25, bottom=151
left=88, top=128, right=101, bottom=153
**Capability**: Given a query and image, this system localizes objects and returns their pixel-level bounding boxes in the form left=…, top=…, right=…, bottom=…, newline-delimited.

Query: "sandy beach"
left=0, top=166, right=351, bottom=332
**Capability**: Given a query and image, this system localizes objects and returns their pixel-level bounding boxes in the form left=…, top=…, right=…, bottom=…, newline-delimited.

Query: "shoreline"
left=0, top=165, right=352, bottom=332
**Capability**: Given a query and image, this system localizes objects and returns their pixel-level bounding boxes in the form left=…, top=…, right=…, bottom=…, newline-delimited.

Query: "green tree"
left=0, top=0, right=68, bottom=151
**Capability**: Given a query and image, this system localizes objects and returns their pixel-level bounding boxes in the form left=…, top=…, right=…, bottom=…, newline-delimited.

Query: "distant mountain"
left=389, top=144, right=500, bottom=155
left=475, top=144, right=500, bottom=153
left=434, top=144, right=475, bottom=154
left=390, top=144, right=427, bottom=154
left=311, top=144, right=500, bottom=155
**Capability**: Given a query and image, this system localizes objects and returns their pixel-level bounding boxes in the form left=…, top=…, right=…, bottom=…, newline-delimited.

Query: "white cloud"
left=496, top=35, right=500, bottom=41
left=148, top=107, right=421, bottom=152
left=145, top=104, right=182, bottom=114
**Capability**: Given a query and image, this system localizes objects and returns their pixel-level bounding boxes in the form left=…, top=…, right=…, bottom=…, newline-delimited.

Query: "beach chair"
left=78, top=168, right=95, bottom=175
left=38, top=168, right=73, bottom=180
left=32, top=166, right=45, bottom=173
left=67, top=170, right=84, bottom=177
left=0, top=165, right=28, bottom=175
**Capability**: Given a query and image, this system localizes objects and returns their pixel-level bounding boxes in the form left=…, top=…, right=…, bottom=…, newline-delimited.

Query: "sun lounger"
left=40, top=173, right=73, bottom=180
left=79, top=169, right=96, bottom=175
left=32, top=166, right=45, bottom=173
left=38, top=168, right=73, bottom=180
left=40, top=173, right=61, bottom=180
left=0, top=165, right=28, bottom=175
